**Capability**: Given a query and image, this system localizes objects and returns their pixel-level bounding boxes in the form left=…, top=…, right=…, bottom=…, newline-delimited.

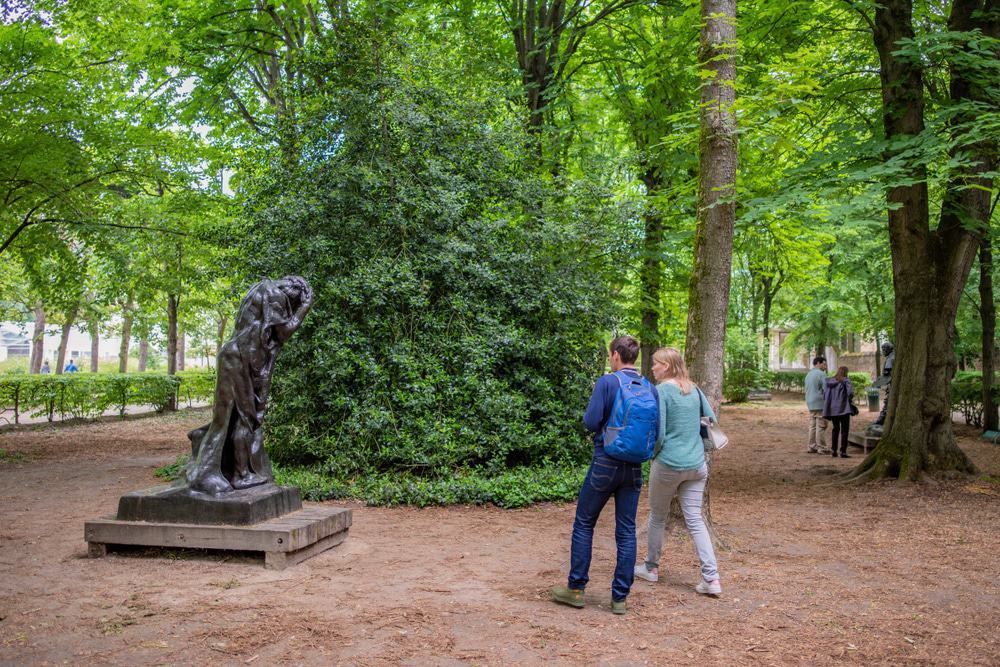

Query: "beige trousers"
left=808, top=410, right=828, bottom=451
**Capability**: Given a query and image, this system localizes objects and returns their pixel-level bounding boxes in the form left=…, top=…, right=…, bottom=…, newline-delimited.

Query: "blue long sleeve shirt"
left=583, top=369, right=660, bottom=448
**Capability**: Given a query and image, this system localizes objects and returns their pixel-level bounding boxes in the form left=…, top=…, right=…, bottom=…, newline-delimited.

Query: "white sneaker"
left=634, top=563, right=658, bottom=582
left=695, top=579, right=721, bottom=596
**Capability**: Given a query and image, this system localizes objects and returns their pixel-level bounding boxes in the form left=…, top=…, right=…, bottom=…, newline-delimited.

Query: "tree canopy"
left=2, top=0, right=998, bottom=499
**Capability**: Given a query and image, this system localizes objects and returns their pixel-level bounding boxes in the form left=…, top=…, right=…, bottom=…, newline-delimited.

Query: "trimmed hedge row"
left=0, top=371, right=215, bottom=424
left=951, top=371, right=1000, bottom=428
left=725, top=370, right=872, bottom=402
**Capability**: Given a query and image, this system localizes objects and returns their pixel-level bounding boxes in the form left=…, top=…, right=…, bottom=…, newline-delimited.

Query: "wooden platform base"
left=85, top=505, right=351, bottom=570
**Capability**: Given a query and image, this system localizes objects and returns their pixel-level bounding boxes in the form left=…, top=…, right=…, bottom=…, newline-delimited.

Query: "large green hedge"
left=236, top=64, right=617, bottom=504
left=0, top=371, right=214, bottom=424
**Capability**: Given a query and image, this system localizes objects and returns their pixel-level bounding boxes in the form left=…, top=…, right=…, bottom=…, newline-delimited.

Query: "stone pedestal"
left=116, top=483, right=302, bottom=525
left=85, top=505, right=352, bottom=570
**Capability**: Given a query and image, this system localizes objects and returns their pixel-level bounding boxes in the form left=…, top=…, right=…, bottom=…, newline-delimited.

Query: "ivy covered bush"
left=239, top=69, right=618, bottom=505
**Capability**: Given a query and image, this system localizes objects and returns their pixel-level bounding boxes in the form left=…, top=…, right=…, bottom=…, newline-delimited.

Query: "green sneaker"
left=611, top=599, right=627, bottom=615
left=551, top=586, right=585, bottom=608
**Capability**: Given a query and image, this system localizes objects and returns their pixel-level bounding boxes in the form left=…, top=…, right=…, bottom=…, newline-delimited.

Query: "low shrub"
left=771, top=371, right=807, bottom=392
left=153, top=453, right=587, bottom=508
left=950, top=371, right=1000, bottom=428
left=276, top=463, right=588, bottom=508
left=724, top=368, right=775, bottom=403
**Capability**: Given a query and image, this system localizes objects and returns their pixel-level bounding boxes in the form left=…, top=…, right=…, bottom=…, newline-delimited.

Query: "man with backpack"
left=552, top=335, right=660, bottom=615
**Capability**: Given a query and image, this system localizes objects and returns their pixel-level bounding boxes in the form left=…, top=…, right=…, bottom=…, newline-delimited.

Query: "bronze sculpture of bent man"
left=182, top=276, right=313, bottom=496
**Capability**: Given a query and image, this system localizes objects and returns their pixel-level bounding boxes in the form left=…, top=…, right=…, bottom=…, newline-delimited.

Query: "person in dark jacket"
left=823, top=366, right=854, bottom=458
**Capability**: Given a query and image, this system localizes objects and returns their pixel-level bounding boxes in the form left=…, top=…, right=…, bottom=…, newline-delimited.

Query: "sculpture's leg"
left=875, top=385, right=889, bottom=425
left=231, top=420, right=268, bottom=490
left=248, top=428, right=274, bottom=481
left=187, top=424, right=209, bottom=457
left=183, top=411, right=236, bottom=496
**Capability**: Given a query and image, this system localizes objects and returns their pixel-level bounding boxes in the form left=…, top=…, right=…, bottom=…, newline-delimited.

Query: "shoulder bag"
left=695, top=387, right=729, bottom=451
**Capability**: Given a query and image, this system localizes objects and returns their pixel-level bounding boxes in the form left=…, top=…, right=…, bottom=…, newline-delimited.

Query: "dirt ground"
left=1, top=401, right=999, bottom=666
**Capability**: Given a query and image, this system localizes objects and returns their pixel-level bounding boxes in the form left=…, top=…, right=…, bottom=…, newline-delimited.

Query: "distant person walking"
left=63, top=359, right=79, bottom=373
left=823, top=366, right=854, bottom=458
left=551, top=335, right=660, bottom=615
left=633, top=347, right=722, bottom=597
left=805, top=356, right=829, bottom=454
left=40, top=360, right=51, bottom=374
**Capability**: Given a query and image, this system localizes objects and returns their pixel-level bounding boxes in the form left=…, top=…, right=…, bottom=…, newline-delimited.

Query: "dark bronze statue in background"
left=872, top=341, right=894, bottom=427
left=183, top=276, right=314, bottom=496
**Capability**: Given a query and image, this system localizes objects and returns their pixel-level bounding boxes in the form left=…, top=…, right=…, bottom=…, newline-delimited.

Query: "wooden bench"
left=847, top=431, right=879, bottom=453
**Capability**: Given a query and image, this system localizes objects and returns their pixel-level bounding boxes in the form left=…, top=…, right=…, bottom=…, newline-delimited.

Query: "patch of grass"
left=155, top=455, right=189, bottom=480
left=212, top=578, right=241, bottom=590
left=0, top=449, right=24, bottom=463
left=977, top=474, right=1000, bottom=485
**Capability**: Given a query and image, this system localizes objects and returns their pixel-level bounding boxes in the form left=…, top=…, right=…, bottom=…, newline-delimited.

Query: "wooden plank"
left=265, top=528, right=349, bottom=571
left=84, top=506, right=352, bottom=554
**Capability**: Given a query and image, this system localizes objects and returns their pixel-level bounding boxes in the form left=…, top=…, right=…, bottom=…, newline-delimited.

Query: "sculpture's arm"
left=272, top=283, right=313, bottom=343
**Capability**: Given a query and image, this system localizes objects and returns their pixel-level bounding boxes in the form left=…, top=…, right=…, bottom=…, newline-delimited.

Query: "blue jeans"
left=568, top=448, right=643, bottom=601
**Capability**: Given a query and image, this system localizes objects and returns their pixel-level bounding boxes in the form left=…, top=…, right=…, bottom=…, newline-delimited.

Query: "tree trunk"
left=29, top=302, right=45, bottom=374
left=138, top=338, right=149, bottom=372
left=177, top=329, right=186, bottom=372
left=118, top=298, right=134, bottom=373
left=216, top=313, right=229, bottom=351
left=684, top=0, right=737, bottom=416
left=761, top=274, right=780, bottom=368
left=981, top=227, right=997, bottom=431
left=55, top=307, right=78, bottom=374
left=89, top=318, right=99, bottom=372
left=166, top=294, right=178, bottom=410
left=849, top=0, right=996, bottom=482
left=640, top=169, right=664, bottom=380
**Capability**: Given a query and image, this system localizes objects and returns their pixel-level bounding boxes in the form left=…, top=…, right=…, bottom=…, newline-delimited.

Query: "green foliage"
left=771, top=371, right=807, bottom=393
left=276, top=463, right=588, bottom=508
left=0, top=372, right=212, bottom=422
left=723, top=329, right=773, bottom=402
left=152, top=454, right=585, bottom=508
left=847, top=372, right=871, bottom=394
left=238, top=45, right=616, bottom=499
left=950, top=372, right=1000, bottom=429
left=175, top=370, right=216, bottom=406
left=155, top=454, right=190, bottom=480
left=0, top=449, right=25, bottom=463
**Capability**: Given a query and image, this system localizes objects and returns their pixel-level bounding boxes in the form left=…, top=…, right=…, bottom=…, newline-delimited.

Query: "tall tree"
left=981, top=222, right=997, bottom=431
left=849, top=0, right=999, bottom=481
left=685, top=0, right=737, bottom=413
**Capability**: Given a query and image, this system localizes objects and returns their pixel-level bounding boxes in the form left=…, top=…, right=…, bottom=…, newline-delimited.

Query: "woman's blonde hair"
left=652, top=347, right=694, bottom=394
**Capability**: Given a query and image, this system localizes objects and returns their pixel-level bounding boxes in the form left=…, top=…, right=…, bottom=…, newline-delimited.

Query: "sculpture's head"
left=881, top=341, right=894, bottom=356
left=275, top=275, right=312, bottom=310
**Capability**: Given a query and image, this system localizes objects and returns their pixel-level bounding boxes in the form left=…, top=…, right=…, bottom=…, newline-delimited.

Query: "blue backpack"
left=602, top=370, right=658, bottom=463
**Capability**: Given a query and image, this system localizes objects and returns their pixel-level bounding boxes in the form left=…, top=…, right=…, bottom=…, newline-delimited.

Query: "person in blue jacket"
left=551, top=335, right=660, bottom=615
left=63, top=359, right=79, bottom=373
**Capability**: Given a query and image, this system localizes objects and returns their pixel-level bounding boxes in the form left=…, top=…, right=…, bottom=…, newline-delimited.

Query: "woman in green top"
left=633, top=347, right=721, bottom=596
